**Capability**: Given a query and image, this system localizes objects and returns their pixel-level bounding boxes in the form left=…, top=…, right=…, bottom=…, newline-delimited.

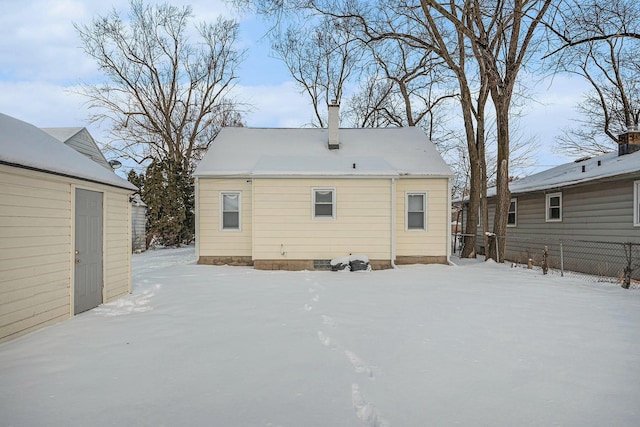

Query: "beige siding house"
left=0, top=113, right=137, bottom=343
left=194, top=104, right=453, bottom=270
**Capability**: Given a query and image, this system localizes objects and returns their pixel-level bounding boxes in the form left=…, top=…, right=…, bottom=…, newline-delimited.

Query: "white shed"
left=0, top=113, right=137, bottom=343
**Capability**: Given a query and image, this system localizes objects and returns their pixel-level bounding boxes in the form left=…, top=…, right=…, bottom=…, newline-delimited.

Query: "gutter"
left=0, top=160, right=137, bottom=192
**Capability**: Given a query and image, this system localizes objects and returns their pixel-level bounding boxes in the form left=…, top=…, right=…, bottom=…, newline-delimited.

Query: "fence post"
left=560, top=240, right=564, bottom=277
left=622, top=242, right=633, bottom=289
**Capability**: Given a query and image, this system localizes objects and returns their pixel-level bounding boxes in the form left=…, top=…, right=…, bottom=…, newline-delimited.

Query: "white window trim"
left=220, top=191, right=241, bottom=231
left=634, top=181, right=640, bottom=227
left=406, top=192, right=427, bottom=231
left=312, top=187, right=336, bottom=220
left=545, top=192, right=562, bottom=223
left=507, top=198, right=517, bottom=227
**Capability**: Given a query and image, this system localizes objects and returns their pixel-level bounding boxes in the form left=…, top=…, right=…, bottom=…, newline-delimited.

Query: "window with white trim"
left=407, top=193, right=426, bottom=230
left=221, top=192, right=241, bottom=230
left=313, top=188, right=335, bottom=219
left=507, top=198, right=517, bottom=227
left=634, top=181, right=640, bottom=226
left=545, top=192, right=562, bottom=222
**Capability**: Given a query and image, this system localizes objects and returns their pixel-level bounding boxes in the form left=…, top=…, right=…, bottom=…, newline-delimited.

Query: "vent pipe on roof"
left=328, top=100, right=340, bottom=150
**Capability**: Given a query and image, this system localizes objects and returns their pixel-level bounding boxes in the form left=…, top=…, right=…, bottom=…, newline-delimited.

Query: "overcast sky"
left=0, top=0, right=591, bottom=175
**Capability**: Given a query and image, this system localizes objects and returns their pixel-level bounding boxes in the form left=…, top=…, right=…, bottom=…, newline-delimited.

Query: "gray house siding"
left=42, top=128, right=112, bottom=170
left=463, top=177, right=640, bottom=280
left=131, top=194, right=147, bottom=252
left=132, top=204, right=146, bottom=252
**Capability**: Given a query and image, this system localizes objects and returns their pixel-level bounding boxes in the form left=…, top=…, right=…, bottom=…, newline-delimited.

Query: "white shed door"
left=74, top=189, right=103, bottom=314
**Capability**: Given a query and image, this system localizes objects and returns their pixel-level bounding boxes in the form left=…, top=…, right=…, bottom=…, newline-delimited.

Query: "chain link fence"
left=452, top=233, right=640, bottom=288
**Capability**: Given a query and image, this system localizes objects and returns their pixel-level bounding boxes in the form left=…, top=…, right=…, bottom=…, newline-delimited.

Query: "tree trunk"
left=488, top=97, right=511, bottom=262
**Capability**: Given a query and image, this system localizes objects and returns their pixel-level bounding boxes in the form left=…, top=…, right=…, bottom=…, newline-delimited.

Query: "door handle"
left=75, top=259, right=81, bottom=264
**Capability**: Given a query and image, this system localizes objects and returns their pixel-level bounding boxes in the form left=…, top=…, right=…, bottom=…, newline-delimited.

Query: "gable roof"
left=0, top=113, right=136, bottom=191
left=41, top=127, right=112, bottom=170
left=491, top=150, right=640, bottom=197
left=194, top=127, right=453, bottom=178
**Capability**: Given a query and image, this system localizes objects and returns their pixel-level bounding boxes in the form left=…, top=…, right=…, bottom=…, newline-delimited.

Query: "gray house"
left=462, top=128, right=640, bottom=280
left=42, top=127, right=113, bottom=170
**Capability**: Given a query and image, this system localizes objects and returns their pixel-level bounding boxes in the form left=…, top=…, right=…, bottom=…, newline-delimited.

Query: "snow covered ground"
left=2, top=246, right=639, bottom=427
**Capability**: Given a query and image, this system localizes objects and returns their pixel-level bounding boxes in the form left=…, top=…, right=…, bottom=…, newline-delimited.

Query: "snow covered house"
left=0, top=113, right=137, bottom=343
left=194, top=103, right=453, bottom=270
left=461, top=128, right=640, bottom=279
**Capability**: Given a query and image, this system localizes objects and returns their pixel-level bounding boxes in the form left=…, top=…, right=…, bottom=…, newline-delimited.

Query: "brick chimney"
left=328, top=100, right=340, bottom=150
left=618, top=124, right=640, bottom=155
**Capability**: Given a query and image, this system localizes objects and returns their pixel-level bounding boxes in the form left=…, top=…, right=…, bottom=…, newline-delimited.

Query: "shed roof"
left=194, top=127, right=453, bottom=178
left=0, top=113, right=136, bottom=191
left=490, top=150, right=640, bottom=197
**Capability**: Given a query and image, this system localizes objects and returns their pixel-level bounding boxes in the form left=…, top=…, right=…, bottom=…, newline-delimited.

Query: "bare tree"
left=549, top=0, right=640, bottom=156
left=270, top=16, right=363, bottom=126
left=429, top=0, right=552, bottom=261
left=242, top=0, right=551, bottom=261
left=75, top=0, right=245, bottom=168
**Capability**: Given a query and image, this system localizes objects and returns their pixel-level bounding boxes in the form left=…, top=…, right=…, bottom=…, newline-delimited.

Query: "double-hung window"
left=313, top=188, right=335, bottom=219
left=221, top=192, right=241, bottom=230
left=407, top=193, right=426, bottom=230
left=507, top=198, right=517, bottom=227
left=634, top=181, right=640, bottom=226
left=545, top=192, right=562, bottom=222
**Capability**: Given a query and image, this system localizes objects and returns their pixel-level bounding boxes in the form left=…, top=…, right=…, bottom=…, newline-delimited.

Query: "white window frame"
left=507, top=198, right=517, bottom=227
left=545, top=192, right=562, bottom=222
left=634, top=181, right=640, bottom=227
left=406, top=192, right=427, bottom=231
left=312, top=188, right=336, bottom=220
left=220, top=191, right=241, bottom=231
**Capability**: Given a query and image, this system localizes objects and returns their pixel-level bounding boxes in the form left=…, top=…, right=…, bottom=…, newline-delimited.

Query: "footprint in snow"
left=321, top=314, right=336, bottom=327
left=352, top=383, right=390, bottom=427
left=317, top=331, right=333, bottom=347
left=345, top=350, right=375, bottom=379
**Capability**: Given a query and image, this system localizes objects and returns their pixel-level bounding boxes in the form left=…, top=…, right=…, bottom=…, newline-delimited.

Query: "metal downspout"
left=391, top=178, right=397, bottom=268
left=195, top=177, right=200, bottom=261
left=447, top=176, right=452, bottom=264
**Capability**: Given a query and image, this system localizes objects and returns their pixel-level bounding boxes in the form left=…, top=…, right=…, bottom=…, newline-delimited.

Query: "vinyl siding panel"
left=0, top=164, right=133, bottom=343
left=253, top=178, right=392, bottom=260
left=487, top=179, right=640, bottom=242
left=0, top=166, right=72, bottom=343
left=132, top=205, right=146, bottom=251
left=65, top=129, right=112, bottom=170
left=396, top=178, right=449, bottom=257
left=104, top=191, right=132, bottom=301
left=198, top=178, right=253, bottom=257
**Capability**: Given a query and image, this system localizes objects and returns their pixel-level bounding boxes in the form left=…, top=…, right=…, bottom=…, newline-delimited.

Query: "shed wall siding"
left=104, top=191, right=132, bottom=301
left=395, top=178, right=449, bottom=257
left=0, top=166, right=71, bottom=342
left=198, top=178, right=253, bottom=257
left=0, top=165, right=132, bottom=343
left=252, top=178, right=392, bottom=261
